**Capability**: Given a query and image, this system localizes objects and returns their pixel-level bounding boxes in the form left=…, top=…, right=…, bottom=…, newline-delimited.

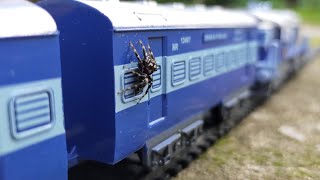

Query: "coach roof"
left=78, top=0, right=257, bottom=31
left=0, top=0, right=57, bottom=39
left=250, top=9, right=300, bottom=28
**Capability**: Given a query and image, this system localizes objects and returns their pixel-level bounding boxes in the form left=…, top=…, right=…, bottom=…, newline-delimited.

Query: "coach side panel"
left=112, top=27, right=258, bottom=163
left=0, top=36, right=67, bottom=180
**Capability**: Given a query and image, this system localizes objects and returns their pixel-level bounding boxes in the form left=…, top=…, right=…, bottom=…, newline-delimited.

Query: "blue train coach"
left=0, top=1, right=67, bottom=179
left=39, top=0, right=258, bottom=168
left=250, top=9, right=309, bottom=90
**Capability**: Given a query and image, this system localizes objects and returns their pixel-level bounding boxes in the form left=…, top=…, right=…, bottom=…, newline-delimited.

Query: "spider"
left=120, top=40, right=158, bottom=103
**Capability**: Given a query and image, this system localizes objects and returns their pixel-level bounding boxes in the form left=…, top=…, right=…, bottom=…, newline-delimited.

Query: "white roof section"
left=258, top=21, right=276, bottom=30
left=250, top=9, right=301, bottom=42
left=0, top=0, right=57, bottom=39
left=78, top=0, right=257, bottom=30
left=250, top=9, right=300, bottom=28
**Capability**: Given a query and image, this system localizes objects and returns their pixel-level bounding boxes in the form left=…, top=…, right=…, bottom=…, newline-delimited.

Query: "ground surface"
left=302, top=25, right=320, bottom=48
left=174, top=34, right=320, bottom=180
left=303, top=25, right=320, bottom=39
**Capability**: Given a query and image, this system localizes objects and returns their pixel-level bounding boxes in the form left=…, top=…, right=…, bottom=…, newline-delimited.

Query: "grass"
left=310, top=38, right=320, bottom=48
left=296, top=8, right=320, bottom=25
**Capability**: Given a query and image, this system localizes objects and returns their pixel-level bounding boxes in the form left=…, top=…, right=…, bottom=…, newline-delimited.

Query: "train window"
left=189, top=57, right=201, bottom=81
left=122, top=68, right=143, bottom=101
left=274, top=26, right=281, bottom=40
left=10, top=90, right=54, bottom=139
left=203, top=55, right=214, bottom=76
left=291, top=27, right=299, bottom=43
left=172, top=60, right=186, bottom=86
left=151, top=65, right=161, bottom=92
left=215, top=52, right=224, bottom=72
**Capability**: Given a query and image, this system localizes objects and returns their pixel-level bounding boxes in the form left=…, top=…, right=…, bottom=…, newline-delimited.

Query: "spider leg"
left=139, top=40, right=148, bottom=60
left=118, top=71, right=146, bottom=94
left=147, top=44, right=158, bottom=72
left=129, top=42, right=143, bottom=64
left=130, top=70, right=144, bottom=77
left=135, top=87, right=144, bottom=96
left=137, top=82, right=152, bottom=104
left=137, top=76, right=153, bottom=103
left=147, top=44, right=155, bottom=59
left=118, top=85, right=135, bottom=94
left=154, top=64, right=158, bottom=72
left=131, top=70, right=149, bottom=83
left=118, top=79, right=147, bottom=94
left=118, top=84, right=136, bottom=94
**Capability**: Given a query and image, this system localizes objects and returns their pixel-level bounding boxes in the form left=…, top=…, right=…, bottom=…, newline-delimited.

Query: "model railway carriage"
left=0, top=1, right=67, bottom=180
left=38, top=0, right=259, bottom=168
left=250, top=9, right=309, bottom=90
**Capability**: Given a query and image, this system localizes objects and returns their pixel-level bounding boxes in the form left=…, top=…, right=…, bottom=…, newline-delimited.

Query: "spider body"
left=121, top=40, right=158, bottom=103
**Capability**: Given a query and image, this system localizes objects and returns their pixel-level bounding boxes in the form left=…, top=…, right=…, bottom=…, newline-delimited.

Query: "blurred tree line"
left=29, top=0, right=319, bottom=24
left=155, top=0, right=320, bottom=24
left=155, top=0, right=320, bottom=9
left=30, top=0, right=320, bottom=9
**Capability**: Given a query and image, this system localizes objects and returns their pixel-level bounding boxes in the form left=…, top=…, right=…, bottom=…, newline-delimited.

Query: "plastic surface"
left=0, top=0, right=57, bottom=38
left=0, top=1, right=67, bottom=179
left=38, top=0, right=308, bottom=170
left=39, top=0, right=258, bottom=165
left=79, top=0, right=257, bottom=30
left=0, top=0, right=310, bottom=179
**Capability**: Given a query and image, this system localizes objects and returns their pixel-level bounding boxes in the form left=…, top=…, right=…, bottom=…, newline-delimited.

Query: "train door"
left=147, top=37, right=166, bottom=125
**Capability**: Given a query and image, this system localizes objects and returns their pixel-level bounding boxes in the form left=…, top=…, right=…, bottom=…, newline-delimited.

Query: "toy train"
left=0, top=0, right=310, bottom=179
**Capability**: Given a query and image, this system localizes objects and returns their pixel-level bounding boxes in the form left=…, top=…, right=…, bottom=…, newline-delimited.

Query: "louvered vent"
left=225, top=52, right=231, bottom=68
left=152, top=65, right=161, bottom=91
left=123, top=70, right=142, bottom=100
left=248, top=46, right=255, bottom=62
left=215, top=53, right=224, bottom=72
left=203, top=55, right=214, bottom=76
left=189, top=58, right=201, bottom=80
left=239, top=48, right=246, bottom=64
left=172, top=61, right=186, bottom=86
left=13, top=92, right=52, bottom=133
left=243, top=47, right=248, bottom=63
left=249, top=46, right=257, bottom=63
left=231, top=50, right=238, bottom=65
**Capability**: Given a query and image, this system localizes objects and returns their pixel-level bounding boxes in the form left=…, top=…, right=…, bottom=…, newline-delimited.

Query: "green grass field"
left=310, top=37, right=320, bottom=48
left=297, top=8, right=320, bottom=25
